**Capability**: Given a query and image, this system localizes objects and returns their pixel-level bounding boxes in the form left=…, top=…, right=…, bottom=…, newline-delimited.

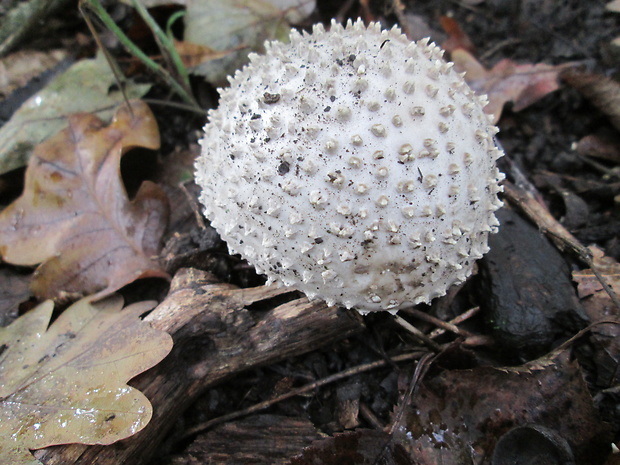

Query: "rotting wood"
left=174, top=414, right=323, bottom=464
left=35, top=267, right=364, bottom=465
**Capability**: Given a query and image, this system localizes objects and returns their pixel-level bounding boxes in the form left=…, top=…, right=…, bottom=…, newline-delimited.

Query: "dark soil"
left=149, top=1, right=620, bottom=464
left=1, top=0, right=619, bottom=464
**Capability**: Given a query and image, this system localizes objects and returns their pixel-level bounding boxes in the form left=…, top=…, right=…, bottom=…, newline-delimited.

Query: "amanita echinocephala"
left=195, top=19, right=504, bottom=313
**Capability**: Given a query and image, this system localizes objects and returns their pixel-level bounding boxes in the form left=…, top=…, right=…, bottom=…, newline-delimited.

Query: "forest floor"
left=1, top=0, right=620, bottom=464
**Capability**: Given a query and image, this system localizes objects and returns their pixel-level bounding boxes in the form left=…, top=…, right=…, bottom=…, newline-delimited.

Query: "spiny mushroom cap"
left=196, top=19, right=504, bottom=312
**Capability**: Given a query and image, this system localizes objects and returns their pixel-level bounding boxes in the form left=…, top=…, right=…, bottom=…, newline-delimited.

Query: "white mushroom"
left=196, top=19, right=505, bottom=312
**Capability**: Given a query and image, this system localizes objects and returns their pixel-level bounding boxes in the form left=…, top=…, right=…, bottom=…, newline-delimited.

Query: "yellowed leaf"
left=0, top=295, right=173, bottom=465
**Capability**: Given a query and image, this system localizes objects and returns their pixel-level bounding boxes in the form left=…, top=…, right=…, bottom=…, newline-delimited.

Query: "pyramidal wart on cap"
left=196, top=19, right=504, bottom=313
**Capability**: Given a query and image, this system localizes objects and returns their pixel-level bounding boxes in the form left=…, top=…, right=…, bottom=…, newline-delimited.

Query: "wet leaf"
left=0, top=295, right=173, bottom=465
left=394, top=350, right=611, bottom=464
left=452, top=48, right=568, bottom=123
left=0, top=53, right=151, bottom=176
left=184, top=0, right=315, bottom=86
left=0, top=100, right=170, bottom=301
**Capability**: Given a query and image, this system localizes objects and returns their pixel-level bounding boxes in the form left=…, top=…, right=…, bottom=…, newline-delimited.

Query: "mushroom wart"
left=196, top=19, right=505, bottom=312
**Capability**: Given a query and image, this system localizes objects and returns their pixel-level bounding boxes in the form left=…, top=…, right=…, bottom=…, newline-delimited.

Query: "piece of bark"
left=166, top=414, right=323, bottom=465
left=36, top=268, right=363, bottom=465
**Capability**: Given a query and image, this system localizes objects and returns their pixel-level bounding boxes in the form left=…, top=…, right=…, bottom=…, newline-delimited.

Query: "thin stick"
left=181, top=351, right=423, bottom=439
left=359, top=402, right=384, bottom=430
left=503, top=180, right=620, bottom=311
left=401, top=307, right=476, bottom=338
left=392, top=314, right=443, bottom=352
left=79, top=1, right=133, bottom=117
left=428, top=306, right=480, bottom=339
left=387, top=352, right=436, bottom=435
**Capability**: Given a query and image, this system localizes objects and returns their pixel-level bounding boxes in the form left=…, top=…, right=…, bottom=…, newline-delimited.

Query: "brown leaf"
left=452, top=48, right=567, bottom=122
left=0, top=101, right=170, bottom=300
left=573, top=246, right=620, bottom=300
left=573, top=246, right=620, bottom=302
left=173, top=39, right=241, bottom=69
left=394, top=351, right=611, bottom=464
left=439, top=16, right=475, bottom=54
left=561, top=68, right=620, bottom=132
left=574, top=131, right=620, bottom=163
left=572, top=247, right=620, bottom=387
left=0, top=295, right=173, bottom=465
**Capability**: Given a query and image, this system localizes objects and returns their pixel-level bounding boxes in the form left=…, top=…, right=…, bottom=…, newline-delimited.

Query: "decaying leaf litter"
left=0, top=0, right=618, bottom=464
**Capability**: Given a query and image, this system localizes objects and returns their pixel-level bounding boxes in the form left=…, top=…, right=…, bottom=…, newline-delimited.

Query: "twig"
left=359, top=402, right=385, bottom=430
left=546, top=228, right=620, bottom=311
left=428, top=306, right=480, bottom=339
left=387, top=352, right=436, bottom=435
left=573, top=151, right=620, bottom=181
left=179, top=180, right=207, bottom=229
left=142, top=97, right=206, bottom=115
left=479, top=38, right=522, bottom=61
left=503, top=180, right=620, bottom=311
left=555, top=318, right=620, bottom=353
left=181, top=351, right=423, bottom=439
left=392, top=314, right=443, bottom=352
left=400, top=307, right=476, bottom=339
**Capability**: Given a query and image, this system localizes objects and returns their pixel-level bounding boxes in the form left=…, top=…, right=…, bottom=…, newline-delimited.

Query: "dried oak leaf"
left=451, top=48, right=568, bottom=123
left=0, top=100, right=170, bottom=301
left=439, top=16, right=476, bottom=55
left=0, top=294, right=173, bottom=465
left=573, top=246, right=620, bottom=386
left=573, top=246, right=620, bottom=301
